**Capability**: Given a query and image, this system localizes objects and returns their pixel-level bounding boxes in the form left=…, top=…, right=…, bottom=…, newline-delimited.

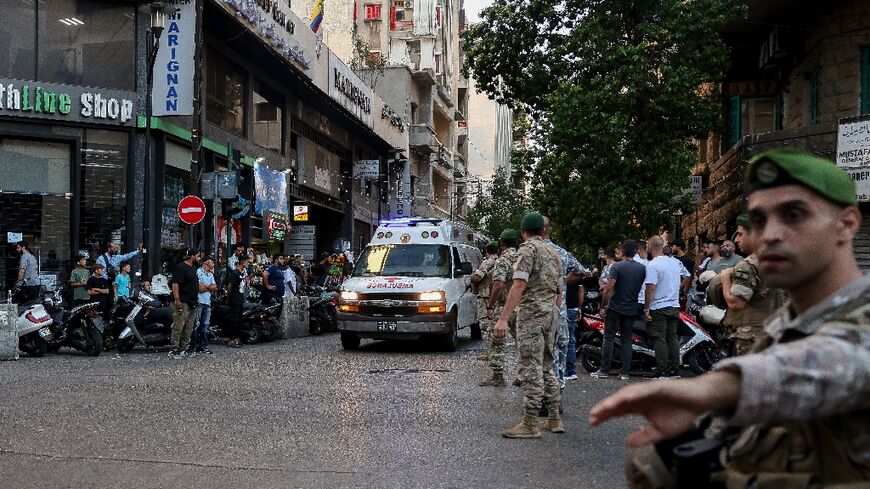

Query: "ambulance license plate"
left=377, top=321, right=397, bottom=332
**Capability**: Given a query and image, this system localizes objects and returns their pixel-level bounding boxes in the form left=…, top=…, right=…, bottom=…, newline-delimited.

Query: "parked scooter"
left=12, top=288, right=53, bottom=357
left=43, top=288, right=104, bottom=356
left=115, top=290, right=175, bottom=353
left=576, top=311, right=722, bottom=375
left=210, top=295, right=282, bottom=344
left=304, top=284, right=338, bottom=335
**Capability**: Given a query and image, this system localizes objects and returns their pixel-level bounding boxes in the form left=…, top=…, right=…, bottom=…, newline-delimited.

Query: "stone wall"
left=0, top=304, right=18, bottom=361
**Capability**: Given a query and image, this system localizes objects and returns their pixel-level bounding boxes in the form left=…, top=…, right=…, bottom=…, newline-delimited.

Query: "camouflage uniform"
left=710, top=273, right=870, bottom=487
left=489, top=247, right=518, bottom=376
left=545, top=239, right=583, bottom=389
left=723, top=255, right=782, bottom=355
left=472, top=254, right=497, bottom=344
left=513, top=236, right=562, bottom=416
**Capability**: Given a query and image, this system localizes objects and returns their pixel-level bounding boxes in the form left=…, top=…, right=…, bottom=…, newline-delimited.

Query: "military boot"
left=544, top=405, right=565, bottom=433
left=502, top=414, right=541, bottom=438
left=479, top=373, right=505, bottom=386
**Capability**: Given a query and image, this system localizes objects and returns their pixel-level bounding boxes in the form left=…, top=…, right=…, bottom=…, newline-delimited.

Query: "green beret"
left=487, top=240, right=499, bottom=248
left=745, top=148, right=857, bottom=206
left=736, top=213, right=750, bottom=229
left=520, top=212, right=545, bottom=231
left=499, top=229, right=519, bottom=241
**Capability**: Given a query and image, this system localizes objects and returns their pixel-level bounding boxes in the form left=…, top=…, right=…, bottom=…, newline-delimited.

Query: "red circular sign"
left=177, top=195, right=207, bottom=225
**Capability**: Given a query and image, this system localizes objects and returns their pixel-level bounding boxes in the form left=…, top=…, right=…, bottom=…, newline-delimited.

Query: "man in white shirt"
left=642, top=235, right=690, bottom=378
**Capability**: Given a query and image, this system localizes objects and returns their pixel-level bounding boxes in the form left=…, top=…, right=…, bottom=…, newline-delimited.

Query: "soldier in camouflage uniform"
left=493, top=213, right=563, bottom=438
left=590, top=148, right=870, bottom=488
left=471, top=241, right=499, bottom=361
left=480, top=230, right=520, bottom=386
left=719, top=214, right=781, bottom=355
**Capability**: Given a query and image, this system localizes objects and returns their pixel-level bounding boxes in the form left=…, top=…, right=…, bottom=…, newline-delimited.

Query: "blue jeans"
left=566, top=308, right=578, bottom=376
left=193, top=304, right=211, bottom=350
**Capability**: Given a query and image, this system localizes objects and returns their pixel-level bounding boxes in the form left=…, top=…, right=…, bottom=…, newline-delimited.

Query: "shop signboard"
left=287, top=224, right=316, bottom=261
left=222, top=0, right=312, bottom=71
left=253, top=163, right=288, bottom=216
left=837, top=117, right=870, bottom=168
left=293, top=205, right=310, bottom=221
left=353, top=160, right=380, bottom=180
left=328, top=52, right=374, bottom=127
left=266, top=211, right=289, bottom=240
left=152, top=0, right=196, bottom=116
left=388, top=159, right=411, bottom=217
left=845, top=167, right=870, bottom=202
left=0, top=78, right=135, bottom=126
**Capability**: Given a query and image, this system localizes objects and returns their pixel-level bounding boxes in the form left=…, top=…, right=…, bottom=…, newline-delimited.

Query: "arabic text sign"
left=837, top=119, right=870, bottom=168
left=846, top=167, right=870, bottom=202
left=353, top=160, right=379, bottom=179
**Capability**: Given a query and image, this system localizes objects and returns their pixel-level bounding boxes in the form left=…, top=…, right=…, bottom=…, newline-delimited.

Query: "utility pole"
left=189, top=0, right=205, bottom=249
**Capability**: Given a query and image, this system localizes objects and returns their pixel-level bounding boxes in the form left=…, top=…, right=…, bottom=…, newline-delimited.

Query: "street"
left=0, top=331, right=639, bottom=489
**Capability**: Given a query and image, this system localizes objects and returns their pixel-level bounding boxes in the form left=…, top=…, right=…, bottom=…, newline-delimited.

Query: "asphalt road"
left=0, top=331, right=642, bottom=488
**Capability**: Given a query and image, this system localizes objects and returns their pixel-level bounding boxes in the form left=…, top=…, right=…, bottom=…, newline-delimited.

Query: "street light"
left=143, top=1, right=167, bottom=278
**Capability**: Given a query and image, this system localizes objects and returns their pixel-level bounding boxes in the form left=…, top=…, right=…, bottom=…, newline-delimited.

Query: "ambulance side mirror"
left=458, top=262, right=474, bottom=276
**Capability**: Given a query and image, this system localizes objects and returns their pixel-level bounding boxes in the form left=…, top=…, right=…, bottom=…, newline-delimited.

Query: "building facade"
left=682, top=0, right=870, bottom=269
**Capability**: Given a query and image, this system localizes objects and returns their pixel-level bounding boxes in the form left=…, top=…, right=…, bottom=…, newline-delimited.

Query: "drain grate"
left=367, top=368, right=451, bottom=374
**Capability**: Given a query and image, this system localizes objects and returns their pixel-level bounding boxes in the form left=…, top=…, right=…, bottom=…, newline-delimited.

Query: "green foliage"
left=467, top=167, right=530, bottom=241
left=462, top=0, right=744, bottom=250
left=350, top=34, right=387, bottom=89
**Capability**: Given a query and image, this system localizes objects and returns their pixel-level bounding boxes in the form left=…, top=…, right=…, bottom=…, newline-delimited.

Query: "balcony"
left=410, top=123, right=439, bottom=154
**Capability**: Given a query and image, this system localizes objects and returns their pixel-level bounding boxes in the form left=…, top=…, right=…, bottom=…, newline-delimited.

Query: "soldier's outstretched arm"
left=588, top=371, right=741, bottom=447
left=715, top=324, right=870, bottom=425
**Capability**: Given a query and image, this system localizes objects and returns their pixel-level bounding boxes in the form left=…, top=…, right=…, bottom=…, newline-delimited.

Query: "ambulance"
left=336, top=218, right=483, bottom=351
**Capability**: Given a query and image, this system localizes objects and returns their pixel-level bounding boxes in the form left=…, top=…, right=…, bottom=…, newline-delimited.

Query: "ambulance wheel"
left=440, top=312, right=458, bottom=352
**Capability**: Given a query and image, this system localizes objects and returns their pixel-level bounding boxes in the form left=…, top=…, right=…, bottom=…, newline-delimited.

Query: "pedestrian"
left=669, top=239, right=695, bottom=310
left=709, top=239, right=742, bottom=273
left=717, top=213, right=781, bottom=355
left=227, top=244, right=245, bottom=272
left=13, top=241, right=40, bottom=303
left=113, top=262, right=132, bottom=301
left=593, top=241, right=646, bottom=380
left=493, top=213, right=563, bottom=438
left=225, top=255, right=250, bottom=348
left=262, top=254, right=285, bottom=304
left=471, top=241, right=499, bottom=362
left=86, top=263, right=113, bottom=321
left=598, top=248, right=618, bottom=291
left=542, top=217, right=586, bottom=392
left=642, top=235, right=689, bottom=378
left=481, top=230, right=520, bottom=386
left=564, top=276, right=582, bottom=380
left=70, top=255, right=91, bottom=306
left=96, top=241, right=144, bottom=280
left=191, top=256, right=217, bottom=355
left=590, top=148, right=870, bottom=487
left=283, top=255, right=298, bottom=298
left=168, top=248, right=202, bottom=358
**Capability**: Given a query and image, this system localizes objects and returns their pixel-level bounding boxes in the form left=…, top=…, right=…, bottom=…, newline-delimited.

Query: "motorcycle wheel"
left=83, top=321, right=104, bottom=356
left=685, top=345, right=718, bottom=375
left=20, top=336, right=47, bottom=358
left=242, top=327, right=261, bottom=344
left=116, top=336, right=136, bottom=354
left=579, top=336, right=603, bottom=374
left=469, top=322, right=482, bottom=340
left=309, top=316, right=324, bottom=336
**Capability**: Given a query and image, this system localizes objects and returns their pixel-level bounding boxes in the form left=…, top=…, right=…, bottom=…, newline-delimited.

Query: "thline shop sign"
left=328, top=52, right=373, bottom=127
left=153, top=0, right=195, bottom=116
left=0, top=78, right=135, bottom=126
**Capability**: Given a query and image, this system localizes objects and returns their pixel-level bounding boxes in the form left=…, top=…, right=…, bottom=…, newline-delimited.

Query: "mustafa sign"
left=153, top=0, right=195, bottom=116
left=0, top=78, right=135, bottom=126
left=837, top=117, right=870, bottom=168
left=328, top=52, right=373, bottom=127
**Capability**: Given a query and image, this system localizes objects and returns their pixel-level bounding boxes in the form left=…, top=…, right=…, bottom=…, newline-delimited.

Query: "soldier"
left=494, top=213, right=563, bottom=438
left=719, top=213, right=780, bottom=355
left=471, top=241, right=499, bottom=361
left=589, top=148, right=870, bottom=487
left=481, top=230, right=520, bottom=386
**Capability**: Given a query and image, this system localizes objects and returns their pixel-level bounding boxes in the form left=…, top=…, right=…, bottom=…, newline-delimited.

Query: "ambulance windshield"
left=353, top=244, right=451, bottom=277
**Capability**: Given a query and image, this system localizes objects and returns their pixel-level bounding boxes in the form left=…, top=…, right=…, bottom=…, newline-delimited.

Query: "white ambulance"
left=337, top=218, right=483, bottom=351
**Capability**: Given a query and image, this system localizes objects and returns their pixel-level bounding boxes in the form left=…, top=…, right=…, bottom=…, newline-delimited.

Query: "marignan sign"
left=153, top=0, right=196, bottom=116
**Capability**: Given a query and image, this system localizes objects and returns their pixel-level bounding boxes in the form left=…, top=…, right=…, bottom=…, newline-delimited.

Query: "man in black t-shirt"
left=670, top=239, right=696, bottom=310
left=595, top=241, right=647, bottom=380
left=87, top=263, right=113, bottom=321
left=168, top=248, right=202, bottom=358
left=225, top=255, right=250, bottom=348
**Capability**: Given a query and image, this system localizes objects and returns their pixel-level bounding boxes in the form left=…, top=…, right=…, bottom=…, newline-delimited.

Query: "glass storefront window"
left=79, top=129, right=129, bottom=261
left=0, top=2, right=36, bottom=80
left=37, top=1, right=136, bottom=90
left=161, top=142, right=191, bottom=269
left=0, top=138, right=70, bottom=194
left=207, top=47, right=247, bottom=137
left=253, top=79, right=284, bottom=154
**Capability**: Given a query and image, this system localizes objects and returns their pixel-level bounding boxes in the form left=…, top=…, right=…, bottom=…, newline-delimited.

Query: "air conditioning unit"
left=768, top=27, right=789, bottom=60
left=404, top=1, right=412, bottom=8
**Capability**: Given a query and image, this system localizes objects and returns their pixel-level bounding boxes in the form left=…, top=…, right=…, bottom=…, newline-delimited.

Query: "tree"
left=462, top=0, right=744, bottom=251
left=350, top=33, right=387, bottom=90
left=468, top=166, right=530, bottom=241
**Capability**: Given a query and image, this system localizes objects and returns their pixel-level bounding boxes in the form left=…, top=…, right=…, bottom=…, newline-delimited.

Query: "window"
left=435, top=53, right=442, bottom=74
left=861, top=47, right=870, bottom=115
left=38, top=1, right=136, bottom=90
left=0, top=2, right=36, bottom=80
left=740, top=98, right=776, bottom=136
left=79, top=130, right=129, bottom=259
left=808, top=68, right=820, bottom=125
left=207, top=47, right=247, bottom=137
left=725, top=96, right=741, bottom=148
left=365, top=4, right=382, bottom=20
left=252, top=80, right=284, bottom=154
left=435, top=5, right=442, bottom=27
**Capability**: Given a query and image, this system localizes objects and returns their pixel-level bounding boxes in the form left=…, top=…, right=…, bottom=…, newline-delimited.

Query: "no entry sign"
left=177, top=195, right=207, bottom=225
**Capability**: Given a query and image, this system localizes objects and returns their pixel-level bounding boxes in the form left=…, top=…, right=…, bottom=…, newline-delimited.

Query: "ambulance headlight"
left=418, top=291, right=445, bottom=302
left=339, top=291, right=359, bottom=301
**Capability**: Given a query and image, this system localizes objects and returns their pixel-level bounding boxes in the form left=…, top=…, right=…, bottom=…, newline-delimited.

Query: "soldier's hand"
left=486, top=308, right=494, bottom=320
left=493, top=319, right=508, bottom=338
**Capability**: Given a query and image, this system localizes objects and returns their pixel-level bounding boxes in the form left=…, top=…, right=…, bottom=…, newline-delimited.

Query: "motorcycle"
left=43, top=288, right=104, bottom=356
left=303, top=285, right=338, bottom=335
left=114, top=290, right=175, bottom=353
left=13, top=288, right=54, bottom=357
left=576, top=310, right=722, bottom=375
left=210, top=294, right=282, bottom=344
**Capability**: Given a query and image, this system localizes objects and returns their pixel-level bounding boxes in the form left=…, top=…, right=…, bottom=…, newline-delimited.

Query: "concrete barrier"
left=0, top=304, right=18, bottom=361
left=279, top=296, right=309, bottom=339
